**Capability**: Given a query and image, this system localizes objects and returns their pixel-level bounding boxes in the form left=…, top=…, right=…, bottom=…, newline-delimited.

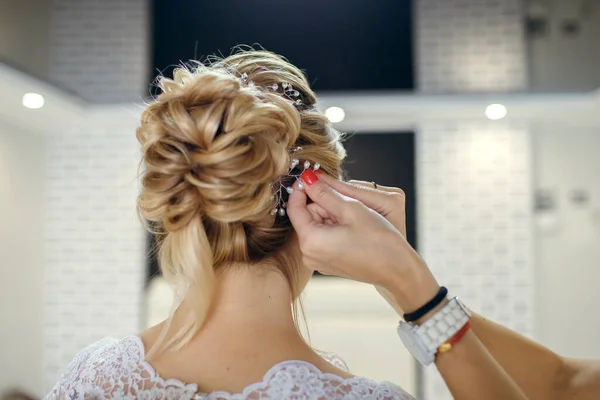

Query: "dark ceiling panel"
left=151, top=0, right=413, bottom=91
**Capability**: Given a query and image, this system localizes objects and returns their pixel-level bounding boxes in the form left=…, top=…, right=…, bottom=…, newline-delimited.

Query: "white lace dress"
left=44, top=336, right=415, bottom=400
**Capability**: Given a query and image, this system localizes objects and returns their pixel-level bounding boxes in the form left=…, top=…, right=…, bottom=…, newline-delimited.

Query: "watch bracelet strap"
left=414, top=296, right=471, bottom=352
left=438, top=320, right=472, bottom=354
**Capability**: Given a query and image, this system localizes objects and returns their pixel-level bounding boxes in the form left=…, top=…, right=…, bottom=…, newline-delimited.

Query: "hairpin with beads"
left=239, top=72, right=303, bottom=106
left=270, top=147, right=320, bottom=217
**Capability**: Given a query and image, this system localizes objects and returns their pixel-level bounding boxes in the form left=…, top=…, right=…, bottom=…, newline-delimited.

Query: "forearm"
left=470, top=313, right=569, bottom=400
left=381, top=242, right=596, bottom=400
left=385, top=262, right=527, bottom=399
left=471, top=314, right=600, bottom=400
left=398, top=283, right=597, bottom=399
left=435, top=330, right=528, bottom=400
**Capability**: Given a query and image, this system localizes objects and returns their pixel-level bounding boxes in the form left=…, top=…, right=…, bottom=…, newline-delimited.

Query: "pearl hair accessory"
left=239, top=72, right=303, bottom=106
left=270, top=146, right=320, bottom=218
left=238, top=70, right=310, bottom=218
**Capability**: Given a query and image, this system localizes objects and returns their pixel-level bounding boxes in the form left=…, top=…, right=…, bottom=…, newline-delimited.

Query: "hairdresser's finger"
left=317, top=176, right=406, bottom=235
left=286, top=182, right=315, bottom=231
left=348, top=180, right=405, bottom=195
left=300, top=170, right=353, bottom=219
left=322, top=176, right=405, bottom=216
left=306, top=206, right=323, bottom=224
left=307, top=203, right=338, bottom=225
left=320, top=176, right=406, bottom=209
left=349, top=180, right=406, bottom=236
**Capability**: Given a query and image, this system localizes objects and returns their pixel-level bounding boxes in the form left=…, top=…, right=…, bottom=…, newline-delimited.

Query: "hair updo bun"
left=137, top=67, right=300, bottom=230
left=137, top=49, right=346, bottom=356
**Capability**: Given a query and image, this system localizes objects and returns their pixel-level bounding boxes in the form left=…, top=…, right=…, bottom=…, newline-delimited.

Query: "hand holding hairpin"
left=270, top=158, right=320, bottom=217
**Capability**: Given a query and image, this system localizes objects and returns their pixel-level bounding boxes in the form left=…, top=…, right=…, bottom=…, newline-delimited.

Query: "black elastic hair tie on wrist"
left=403, top=286, right=448, bottom=322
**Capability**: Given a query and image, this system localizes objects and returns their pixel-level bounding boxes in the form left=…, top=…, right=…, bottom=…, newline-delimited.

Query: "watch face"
left=397, top=323, right=435, bottom=366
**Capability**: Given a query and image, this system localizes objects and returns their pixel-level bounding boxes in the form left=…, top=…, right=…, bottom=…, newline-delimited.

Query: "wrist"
left=388, top=264, right=440, bottom=314
left=384, top=254, right=441, bottom=314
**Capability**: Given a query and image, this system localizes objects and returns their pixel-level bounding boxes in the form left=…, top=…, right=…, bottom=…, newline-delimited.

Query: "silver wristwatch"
left=397, top=297, right=471, bottom=366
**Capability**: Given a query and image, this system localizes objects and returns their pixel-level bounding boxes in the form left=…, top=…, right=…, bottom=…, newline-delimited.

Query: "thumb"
left=286, top=180, right=314, bottom=234
left=301, top=170, right=348, bottom=219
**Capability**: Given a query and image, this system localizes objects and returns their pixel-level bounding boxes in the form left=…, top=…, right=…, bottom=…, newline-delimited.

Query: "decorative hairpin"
left=270, top=147, right=320, bottom=218
left=239, top=72, right=302, bottom=106
left=238, top=72, right=308, bottom=217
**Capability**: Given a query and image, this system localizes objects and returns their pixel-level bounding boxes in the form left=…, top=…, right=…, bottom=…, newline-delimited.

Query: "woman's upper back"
left=44, top=336, right=414, bottom=400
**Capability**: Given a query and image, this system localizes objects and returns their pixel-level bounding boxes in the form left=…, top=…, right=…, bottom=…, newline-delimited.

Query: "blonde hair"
left=137, top=49, right=345, bottom=357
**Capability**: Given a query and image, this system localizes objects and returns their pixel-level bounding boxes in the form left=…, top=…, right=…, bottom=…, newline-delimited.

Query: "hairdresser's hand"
left=290, top=172, right=530, bottom=400
left=314, top=174, right=417, bottom=314
left=287, top=170, right=439, bottom=312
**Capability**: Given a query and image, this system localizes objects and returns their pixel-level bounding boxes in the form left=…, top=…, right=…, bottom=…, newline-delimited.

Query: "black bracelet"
left=403, top=286, right=448, bottom=322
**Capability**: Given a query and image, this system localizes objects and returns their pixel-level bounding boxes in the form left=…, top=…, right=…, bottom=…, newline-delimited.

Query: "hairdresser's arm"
left=470, top=314, right=600, bottom=400
left=382, top=248, right=528, bottom=400
left=287, top=173, right=527, bottom=400
left=394, top=263, right=600, bottom=400
left=321, top=175, right=600, bottom=400
left=388, top=274, right=598, bottom=400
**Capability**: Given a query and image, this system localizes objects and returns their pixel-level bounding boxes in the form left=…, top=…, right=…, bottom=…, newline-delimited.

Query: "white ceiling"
left=0, top=63, right=87, bottom=133
left=320, top=90, right=600, bottom=132
left=2, top=62, right=600, bottom=135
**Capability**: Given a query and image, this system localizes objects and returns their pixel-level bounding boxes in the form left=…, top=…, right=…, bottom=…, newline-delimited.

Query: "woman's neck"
left=142, top=265, right=354, bottom=392
left=202, top=267, right=299, bottom=334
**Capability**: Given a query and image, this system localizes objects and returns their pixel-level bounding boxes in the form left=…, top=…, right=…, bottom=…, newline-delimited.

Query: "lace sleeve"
left=43, top=338, right=118, bottom=400
left=43, top=336, right=199, bottom=400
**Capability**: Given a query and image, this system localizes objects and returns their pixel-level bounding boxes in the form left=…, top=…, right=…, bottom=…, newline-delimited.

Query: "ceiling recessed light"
left=22, top=93, right=45, bottom=109
left=485, top=103, right=507, bottom=120
left=325, top=106, right=345, bottom=123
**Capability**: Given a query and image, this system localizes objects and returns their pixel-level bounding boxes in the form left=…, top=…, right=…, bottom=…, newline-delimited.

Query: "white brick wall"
left=416, top=1, right=532, bottom=397
left=415, top=0, right=527, bottom=93
left=43, top=120, right=146, bottom=391
left=416, top=121, right=534, bottom=399
left=44, top=0, right=149, bottom=383
left=49, top=0, right=149, bottom=103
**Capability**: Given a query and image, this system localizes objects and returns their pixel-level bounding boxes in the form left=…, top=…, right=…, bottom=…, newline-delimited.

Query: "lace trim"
left=127, top=336, right=358, bottom=394
left=128, top=336, right=199, bottom=390
left=45, top=336, right=414, bottom=400
left=199, top=360, right=410, bottom=400
left=315, top=350, right=350, bottom=372
left=126, top=336, right=355, bottom=393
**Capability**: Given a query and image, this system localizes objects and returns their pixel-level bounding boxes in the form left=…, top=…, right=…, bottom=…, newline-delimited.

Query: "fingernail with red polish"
left=301, top=169, right=319, bottom=186
left=314, top=170, right=324, bottom=176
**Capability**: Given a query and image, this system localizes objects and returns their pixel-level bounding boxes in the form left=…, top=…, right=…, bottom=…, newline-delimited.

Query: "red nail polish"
left=301, top=169, right=319, bottom=186
left=314, top=170, right=324, bottom=176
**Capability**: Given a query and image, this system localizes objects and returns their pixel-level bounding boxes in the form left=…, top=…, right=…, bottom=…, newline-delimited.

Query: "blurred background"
left=1, top=0, right=600, bottom=398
